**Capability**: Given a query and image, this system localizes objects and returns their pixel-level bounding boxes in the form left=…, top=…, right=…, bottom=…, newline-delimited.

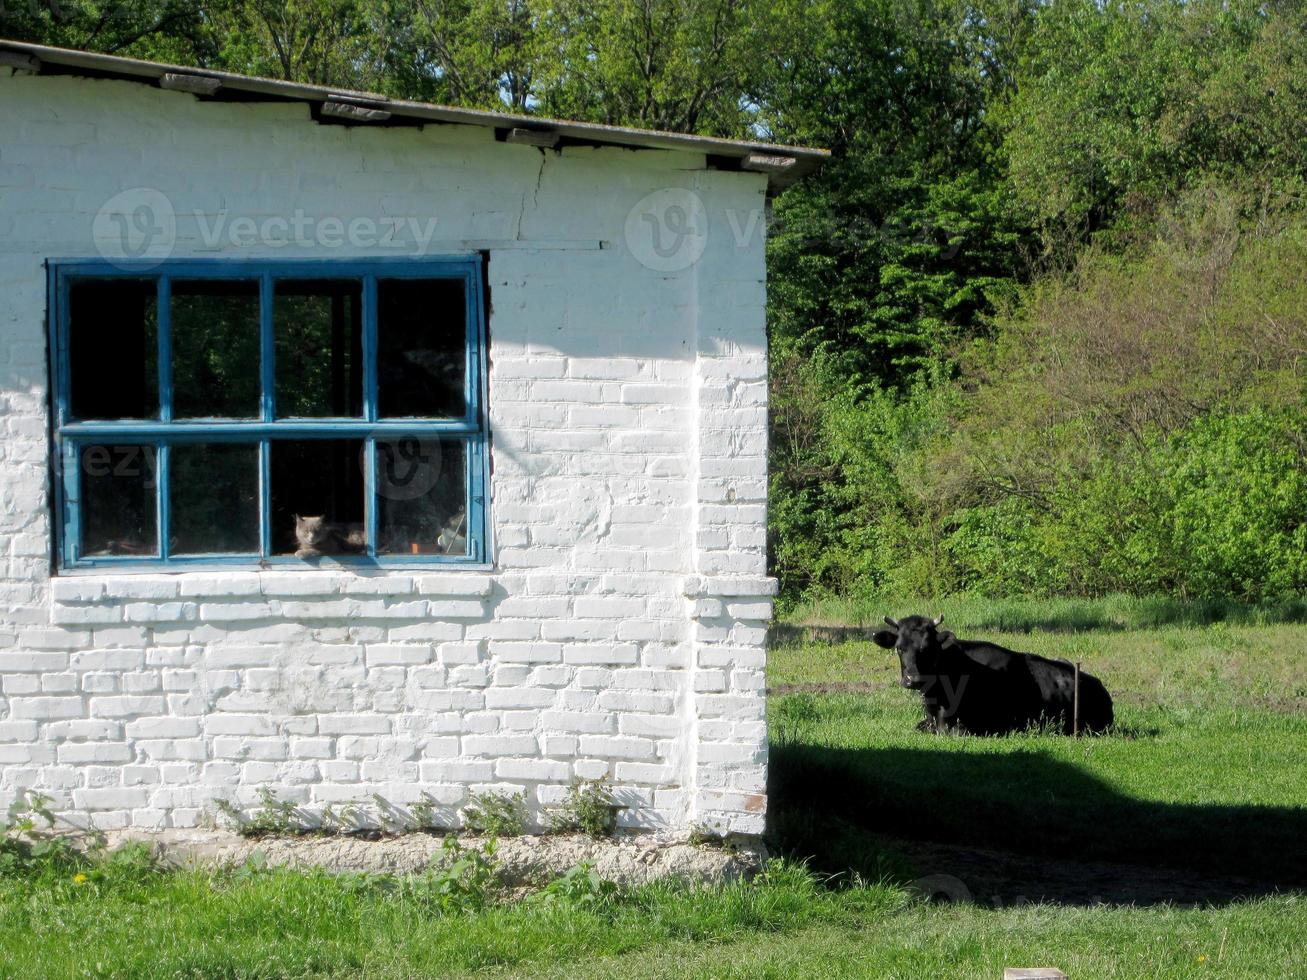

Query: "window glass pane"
left=69, top=280, right=158, bottom=420
left=270, top=439, right=366, bottom=556
left=377, top=279, right=467, bottom=418
left=170, top=444, right=260, bottom=554
left=275, top=280, right=363, bottom=418
left=79, top=444, right=157, bottom=557
left=376, top=438, right=468, bottom=556
left=172, top=280, right=260, bottom=418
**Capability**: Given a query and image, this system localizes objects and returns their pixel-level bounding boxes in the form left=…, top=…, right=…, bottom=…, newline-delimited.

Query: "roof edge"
left=0, top=39, right=828, bottom=191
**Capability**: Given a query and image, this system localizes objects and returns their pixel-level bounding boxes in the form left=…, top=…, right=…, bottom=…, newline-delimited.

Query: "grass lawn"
left=769, top=611, right=1307, bottom=885
left=2, top=859, right=1304, bottom=978
left=2, top=596, right=1305, bottom=978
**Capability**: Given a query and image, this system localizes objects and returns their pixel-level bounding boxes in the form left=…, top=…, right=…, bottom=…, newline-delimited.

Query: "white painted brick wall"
left=0, top=67, right=774, bottom=835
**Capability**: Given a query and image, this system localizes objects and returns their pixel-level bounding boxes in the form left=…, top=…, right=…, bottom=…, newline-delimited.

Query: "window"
left=49, top=259, right=488, bottom=569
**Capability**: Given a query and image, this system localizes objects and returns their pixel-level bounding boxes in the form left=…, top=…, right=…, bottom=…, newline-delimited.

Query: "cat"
left=294, top=515, right=367, bottom=557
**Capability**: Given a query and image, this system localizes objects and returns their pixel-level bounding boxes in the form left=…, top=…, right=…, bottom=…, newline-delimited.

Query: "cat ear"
left=293, top=514, right=300, bottom=521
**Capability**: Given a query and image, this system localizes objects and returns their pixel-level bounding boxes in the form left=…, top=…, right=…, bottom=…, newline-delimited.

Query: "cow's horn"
left=884, top=616, right=899, bottom=628
left=932, top=615, right=945, bottom=626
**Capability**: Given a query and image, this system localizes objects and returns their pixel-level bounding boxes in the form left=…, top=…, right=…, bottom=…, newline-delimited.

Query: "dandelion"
left=72, top=873, right=88, bottom=884
left=1197, top=954, right=1208, bottom=963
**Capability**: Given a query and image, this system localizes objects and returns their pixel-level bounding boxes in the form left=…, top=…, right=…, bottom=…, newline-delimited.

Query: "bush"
left=775, top=204, right=1307, bottom=606
left=527, top=862, right=617, bottom=909
left=935, top=408, right=1307, bottom=601
left=1160, top=409, right=1307, bottom=600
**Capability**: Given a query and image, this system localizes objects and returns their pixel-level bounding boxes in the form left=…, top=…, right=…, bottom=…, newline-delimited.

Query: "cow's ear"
left=871, top=629, right=897, bottom=649
left=937, top=629, right=956, bottom=646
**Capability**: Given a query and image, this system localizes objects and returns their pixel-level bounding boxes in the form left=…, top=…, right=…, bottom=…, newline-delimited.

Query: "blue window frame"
left=48, top=257, right=489, bottom=570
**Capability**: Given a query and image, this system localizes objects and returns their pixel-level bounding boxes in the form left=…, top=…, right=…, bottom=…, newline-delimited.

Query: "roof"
left=0, top=39, right=828, bottom=192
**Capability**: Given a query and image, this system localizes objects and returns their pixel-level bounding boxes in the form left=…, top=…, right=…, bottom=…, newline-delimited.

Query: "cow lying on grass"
left=873, top=615, right=1114, bottom=735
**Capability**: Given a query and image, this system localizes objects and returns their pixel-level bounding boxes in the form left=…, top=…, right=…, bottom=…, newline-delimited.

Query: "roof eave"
left=0, top=39, right=828, bottom=192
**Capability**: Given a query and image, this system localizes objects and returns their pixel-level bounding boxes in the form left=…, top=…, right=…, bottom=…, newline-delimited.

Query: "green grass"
left=770, top=619, right=1307, bottom=713
left=0, top=862, right=893, bottom=977
left=2, top=603, right=1305, bottom=978
left=770, top=621, right=1307, bottom=883
left=497, top=899, right=1307, bottom=978
left=2, top=858, right=1305, bottom=978
left=783, top=592, right=1307, bottom=632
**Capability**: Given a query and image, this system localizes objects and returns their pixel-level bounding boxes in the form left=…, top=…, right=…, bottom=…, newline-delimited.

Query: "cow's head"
left=873, top=615, right=954, bottom=690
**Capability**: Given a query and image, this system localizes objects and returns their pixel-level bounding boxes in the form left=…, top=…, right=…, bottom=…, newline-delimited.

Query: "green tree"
left=539, top=0, right=775, bottom=136
left=204, top=0, right=374, bottom=87
left=0, top=0, right=215, bottom=62
left=1003, top=0, right=1307, bottom=254
left=762, top=0, right=1034, bottom=597
left=364, top=0, right=546, bottom=108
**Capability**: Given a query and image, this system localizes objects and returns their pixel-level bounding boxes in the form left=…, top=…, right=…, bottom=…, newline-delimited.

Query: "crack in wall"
left=515, top=149, right=549, bottom=241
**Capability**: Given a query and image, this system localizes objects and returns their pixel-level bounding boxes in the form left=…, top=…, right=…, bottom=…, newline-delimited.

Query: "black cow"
left=872, top=615, right=1114, bottom=735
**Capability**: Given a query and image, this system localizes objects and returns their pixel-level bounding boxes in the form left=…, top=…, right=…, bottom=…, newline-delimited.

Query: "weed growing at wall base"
left=0, top=792, right=81, bottom=878
left=462, top=791, right=528, bottom=837
left=547, top=778, right=622, bottom=838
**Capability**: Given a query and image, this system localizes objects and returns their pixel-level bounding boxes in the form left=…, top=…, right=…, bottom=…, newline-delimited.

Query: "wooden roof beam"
left=742, top=153, right=798, bottom=175
left=505, top=127, right=560, bottom=148
left=321, top=99, right=393, bottom=122
left=159, top=72, right=223, bottom=96
left=0, top=50, right=41, bottom=73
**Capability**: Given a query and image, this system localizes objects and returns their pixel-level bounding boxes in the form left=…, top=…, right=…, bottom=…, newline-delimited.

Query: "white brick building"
left=0, top=41, right=824, bottom=835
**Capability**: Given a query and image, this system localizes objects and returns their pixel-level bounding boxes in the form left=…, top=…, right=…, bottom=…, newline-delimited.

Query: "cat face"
left=295, top=515, right=329, bottom=548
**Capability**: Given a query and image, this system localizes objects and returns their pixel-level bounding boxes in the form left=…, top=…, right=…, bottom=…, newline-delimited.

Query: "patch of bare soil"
left=769, top=681, right=891, bottom=696
left=769, top=624, right=881, bottom=645
left=887, top=835, right=1294, bottom=907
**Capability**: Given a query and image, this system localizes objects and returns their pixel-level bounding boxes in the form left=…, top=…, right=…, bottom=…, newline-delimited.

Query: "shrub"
left=0, top=792, right=165, bottom=884
left=1160, top=408, right=1307, bottom=600
left=775, top=203, right=1307, bottom=606
left=686, top=823, right=726, bottom=847
left=407, top=793, right=445, bottom=833
left=932, top=407, right=1307, bottom=601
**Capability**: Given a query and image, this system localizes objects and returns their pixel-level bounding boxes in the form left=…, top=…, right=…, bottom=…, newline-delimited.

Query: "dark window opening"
left=171, top=280, right=261, bottom=419
left=378, top=278, right=467, bottom=418
left=80, top=444, right=157, bottom=557
left=51, top=261, right=486, bottom=568
left=69, top=280, right=158, bottom=421
left=376, top=438, right=468, bottom=556
left=270, top=439, right=366, bottom=557
left=275, top=279, right=363, bottom=418
left=170, top=443, right=260, bottom=554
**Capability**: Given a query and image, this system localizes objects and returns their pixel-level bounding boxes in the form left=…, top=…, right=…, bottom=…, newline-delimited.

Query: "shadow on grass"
left=952, top=595, right=1307, bottom=633
left=769, top=741, right=1307, bottom=907
left=780, top=594, right=1307, bottom=637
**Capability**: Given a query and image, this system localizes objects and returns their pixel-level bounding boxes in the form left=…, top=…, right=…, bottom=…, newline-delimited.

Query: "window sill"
left=49, top=566, right=496, bottom=622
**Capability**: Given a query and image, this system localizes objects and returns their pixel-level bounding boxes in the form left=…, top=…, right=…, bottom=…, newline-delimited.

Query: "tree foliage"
left=1004, top=0, right=1307, bottom=253
left=4, top=0, right=1303, bottom=601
